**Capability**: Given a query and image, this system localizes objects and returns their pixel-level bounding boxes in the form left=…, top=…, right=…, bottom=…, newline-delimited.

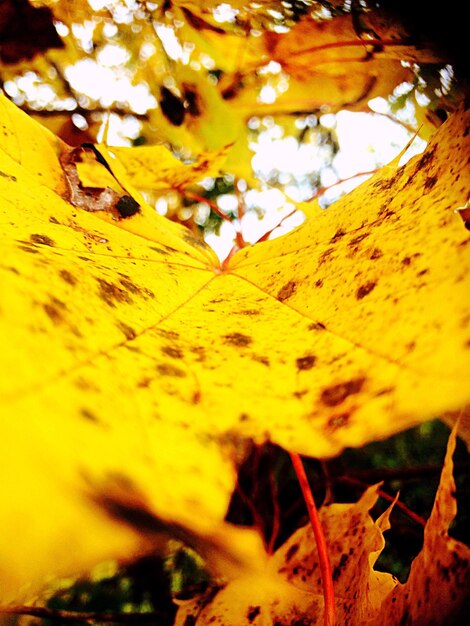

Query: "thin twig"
left=267, top=451, right=281, bottom=555
left=340, top=476, right=427, bottom=527
left=255, top=168, right=379, bottom=243
left=184, top=191, right=234, bottom=225
left=347, top=461, right=470, bottom=483
left=17, top=104, right=149, bottom=121
left=290, top=452, right=335, bottom=626
left=290, top=38, right=413, bottom=59
left=0, top=606, right=164, bottom=624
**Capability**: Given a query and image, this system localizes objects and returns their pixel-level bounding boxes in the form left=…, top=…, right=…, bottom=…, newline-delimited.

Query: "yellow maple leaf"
left=0, top=92, right=469, bottom=601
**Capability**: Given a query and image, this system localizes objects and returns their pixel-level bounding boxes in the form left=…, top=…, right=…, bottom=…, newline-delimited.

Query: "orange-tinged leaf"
left=176, top=428, right=469, bottom=625
left=378, top=424, right=470, bottom=625
left=0, top=93, right=469, bottom=600
left=175, top=486, right=396, bottom=624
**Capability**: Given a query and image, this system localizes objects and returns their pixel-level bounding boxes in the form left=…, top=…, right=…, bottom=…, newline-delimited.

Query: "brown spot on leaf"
left=223, top=332, right=252, bottom=347
left=277, top=281, right=297, bottom=301
left=59, top=269, right=77, bottom=285
left=330, top=228, right=346, bottom=242
left=189, top=345, right=206, bottom=361
left=247, top=606, right=261, bottom=622
left=319, top=247, right=335, bottom=264
left=321, top=378, right=366, bottom=406
left=156, top=363, right=186, bottom=377
left=424, top=175, right=437, bottom=190
left=160, top=86, right=185, bottom=126
left=183, top=86, right=201, bottom=116
left=97, top=278, right=132, bottom=307
left=157, top=329, right=180, bottom=340
left=356, top=281, right=377, bottom=299
left=162, top=345, right=184, bottom=359
left=43, top=297, right=67, bottom=324
left=252, top=354, right=270, bottom=366
left=349, top=233, right=369, bottom=247
left=117, top=321, right=137, bottom=340
left=333, top=553, right=349, bottom=582
left=150, top=246, right=170, bottom=255
left=236, top=309, right=260, bottom=316
left=308, top=321, right=326, bottom=331
left=296, top=355, right=316, bottom=370
left=369, top=247, right=383, bottom=260
left=118, top=278, right=141, bottom=294
left=19, top=245, right=39, bottom=254
left=30, top=233, right=55, bottom=246
left=285, top=543, right=299, bottom=562
left=328, top=412, right=351, bottom=430
left=80, top=408, right=100, bottom=423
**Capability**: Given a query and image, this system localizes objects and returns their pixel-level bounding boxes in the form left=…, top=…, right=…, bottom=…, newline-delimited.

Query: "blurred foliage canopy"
left=1, top=0, right=467, bottom=244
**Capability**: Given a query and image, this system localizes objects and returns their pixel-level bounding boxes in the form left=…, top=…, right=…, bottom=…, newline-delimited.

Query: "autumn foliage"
left=0, top=1, right=469, bottom=624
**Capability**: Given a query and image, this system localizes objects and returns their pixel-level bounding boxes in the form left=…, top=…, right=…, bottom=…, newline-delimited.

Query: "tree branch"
left=0, top=605, right=164, bottom=624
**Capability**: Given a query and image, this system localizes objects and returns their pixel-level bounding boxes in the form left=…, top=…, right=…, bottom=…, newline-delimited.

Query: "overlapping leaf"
left=176, top=427, right=469, bottom=625
left=0, top=93, right=469, bottom=600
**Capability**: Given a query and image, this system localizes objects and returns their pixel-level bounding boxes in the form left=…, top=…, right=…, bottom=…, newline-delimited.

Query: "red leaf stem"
left=289, top=451, right=336, bottom=626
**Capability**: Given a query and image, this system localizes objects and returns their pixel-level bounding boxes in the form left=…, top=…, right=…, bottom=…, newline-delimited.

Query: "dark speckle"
left=19, top=245, right=39, bottom=254
left=416, top=146, right=436, bottom=170
left=356, top=281, right=377, bottom=299
left=369, top=247, right=383, bottom=260
left=43, top=297, right=67, bottom=324
left=277, top=281, right=297, bottom=301
left=43, top=303, right=64, bottom=323
left=223, top=332, right=252, bottom=347
left=247, top=606, right=261, bottom=622
left=97, top=278, right=132, bottom=307
left=156, top=363, right=186, bottom=377
left=59, top=269, right=77, bottom=285
left=236, top=309, right=260, bottom=316
left=49, top=216, right=59, bottom=224
left=0, top=171, right=17, bottom=181
left=160, top=86, right=185, bottom=126
left=296, top=355, right=316, bottom=370
left=30, top=233, right=55, bottom=246
left=239, top=413, right=250, bottom=422
left=308, top=321, right=326, bottom=331
left=332, top=553, right=349, bottom=582
left=157, top=329, right=180, bottom=340
left=117, top=321, right=137, bottom=340
left=161, top=345, right=184, bottom=359
left=328, top=412, right=351, bottom=430
left=80, top=408, right=101, bottom=423
left=115, top=195, right=140, bottom=218
left=330, top=228, right=346, bottom=242
left=424, top=176, right=437, bottom=190
left=319, top=247, right=334, bottom=264
left=315, top=278, right=323, bottom=288
left=150, top=246, right=170, bottom=256
left=119, top=278, right=141, bottom=294
left=320, top=377, right=366, bottom=406
left=252, top=354, right=270, bottom=366
left=285, top=543, right=299, bottom=562
left=349, top=233, right=369, bottom=247
left=402, top=256, right=412, bottom=266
